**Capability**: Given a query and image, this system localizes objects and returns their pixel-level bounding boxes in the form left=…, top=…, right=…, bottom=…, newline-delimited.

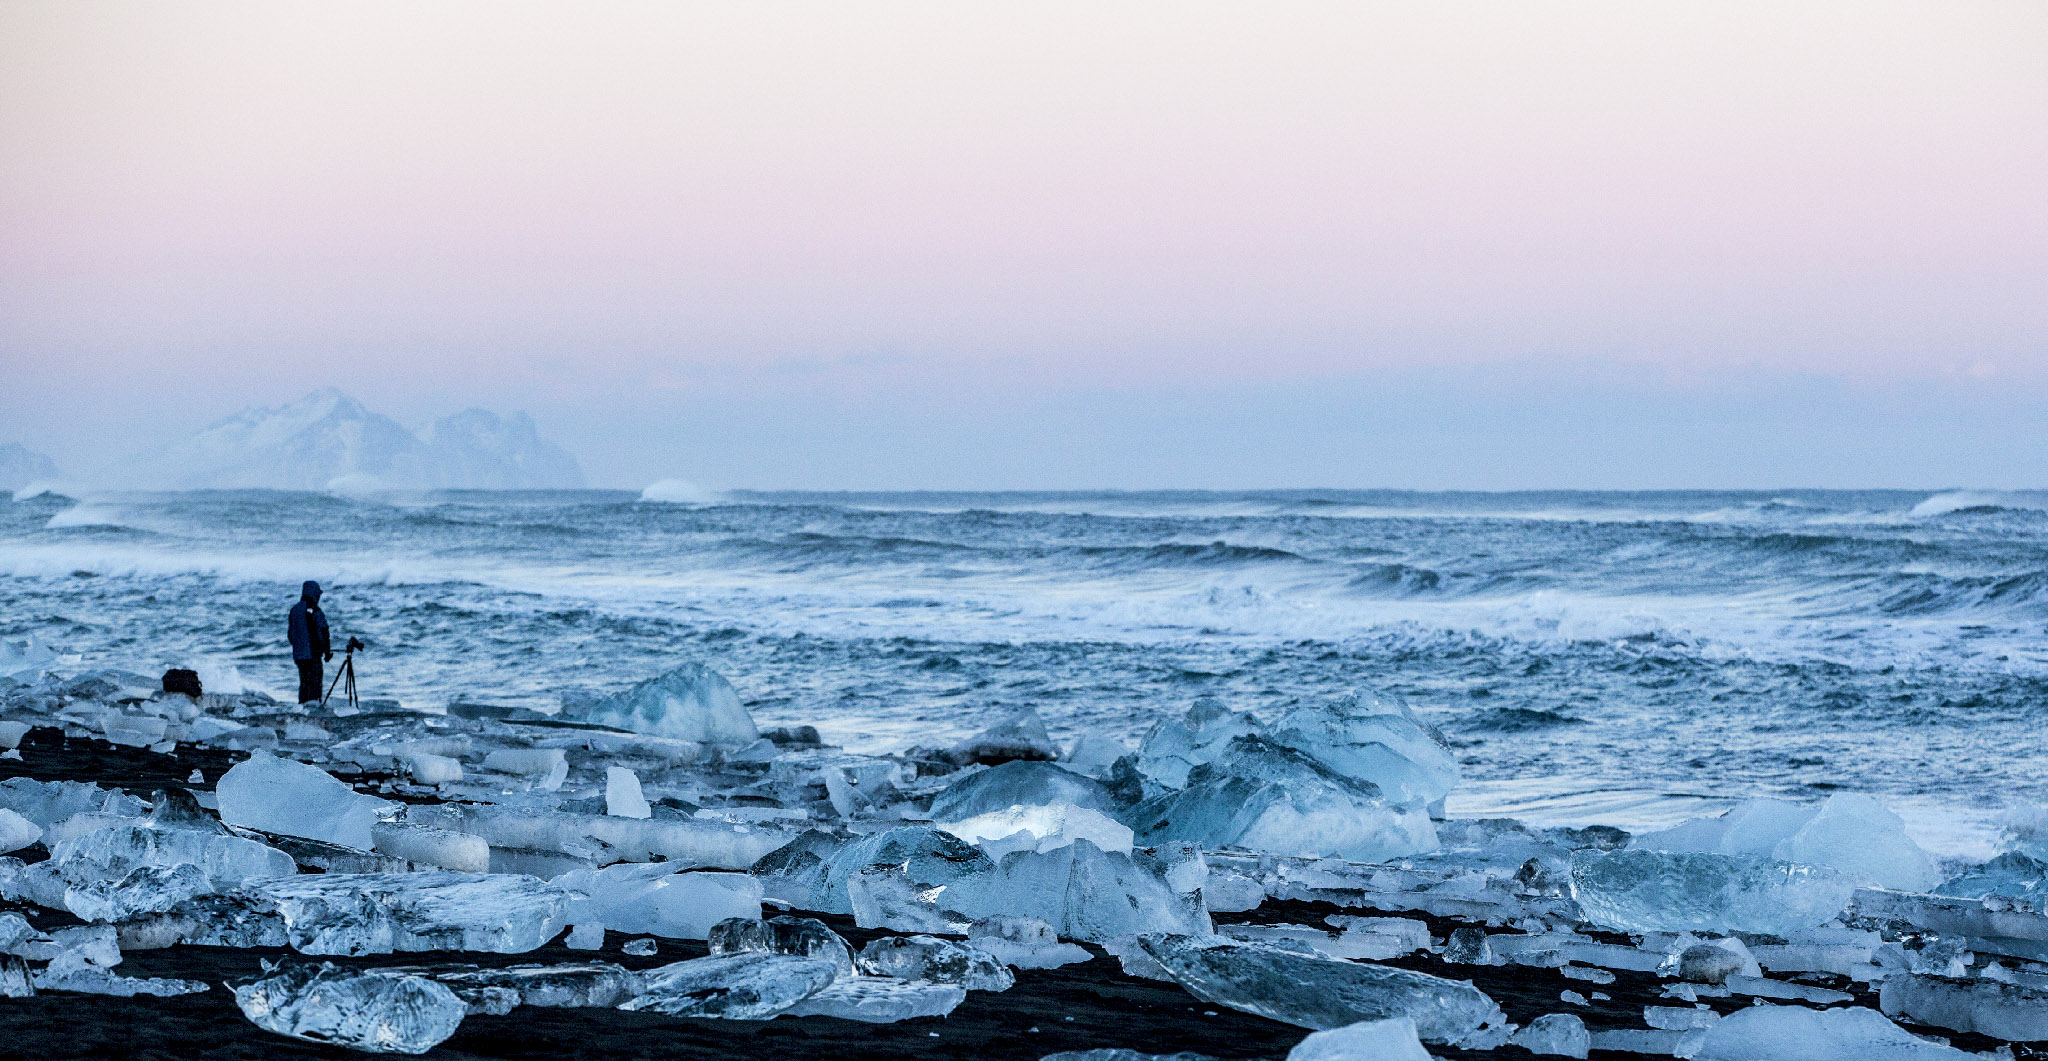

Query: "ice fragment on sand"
left=0, top=956, right=29, bottom=997
left=1634, top=795, right=1940, bottom=892
left=929, top=761, right=1119, bottom=821
left=1570, top=850, right=1854, bottom=934
left=1270, top=694, right=1460, bottom=808
left=709, top=915, right=854, bottom=977
left=65, top=862, right=212, bottom=922
left=216, top=751, right=393, bottom=851
left=968, top=916, right=1092, bottom=969
left=1041, top=1053, right=1221, bottom=1061
left=1135, top=933, right=1503, bottom=1044
left=606, top=767, right=651, bottom=818
left=422, top=962, right=642, bottom=1011
left=949, top=707, right=1059, bottom=765
left=562, top=662, right=758, bottom=744
left=33, top=962, right=209, bottom=997
left=621, top=937, right=657, bottom=956
left=1672, top=938, right=1759, bottom=984
left=936, top=839, right=1212, bottom=943
left=558, top=863, right=761, bottom=939
left=0, top=778, right=145, bottom=830
left=1693, top=1004, right=1974, bottom=1061
left=941, top=802, right=1134, bottom=859
left=752, top=826, right=994, bottom=914
left=403, top=752, right=462, bottom=784
left=857, top=935, right=1013, bottom=990
left=1442, top=926, right=1491, bottom=965
left=565, top=922, right=604, bottom=949
left=1284, top=1016, right=1434, bottom=1061
left=1934, top=851, right=2048, bottom=900
left=247, top=872, right=570, bottom=955
left=371, top=822, right=489, bottom=872
left=1509, top=1013, right=1590, bottom=1057
left=620, top=952, right=837, bottom=1018
left=1879, top=974, right=2048, bottom=1041
left=235, top=962, right=466, bottom=1055
left=1125, top=737, right=1436, bottom=862
left=0, top=809, right=39, bottom=853
left=481, top=747, right=566, bottom=777
left=51, top=824, right=298, bottom=887
left=782, top=976, right=968, bottom=1022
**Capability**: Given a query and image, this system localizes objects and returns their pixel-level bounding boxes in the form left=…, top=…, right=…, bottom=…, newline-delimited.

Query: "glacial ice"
left=411, top=961, right=643, bottom=1011
left=968, top=915, right=1093, bottom=969
left=1284, top=1017, right=1434, bottom=1061
left=235, top=962, right=468, bottom=1054
left=0, top=808, right=39, bottom=853
left=948, top=707, right=1060, bottom=765
left=781, top=975, right=968, bottom=1022
left=1878, top=973, right=2048, bottom=1041
left=0, top=778, right=145, bottom=830
left=1634, top=795, right=1940, bottom=892
left=49, top=823, right=298, bottom=887
left=1935, top=851, right=2048, bottom=900
left=941, top=839, right=1213, bottom=942
left=561, top=663, right=758, bottom=744
left=709, top=915, right=855, bottom=976
left=64, top=863, right=212, bottom=922
left=1135, top=934, right=1504, bottom=1044
left=941, top=802, right=1135, bottom=859
left=857, top=935, right=1014, bottom=990
left=1133, top=698, right=1263, bottom=788
left=370, top=821, right=490, bottom=873
left=1509, top=1013, right=1591, bottom=1057
left=752, top=826, right=994, bottom=914
left=606, top=766, right=651, bottom=818
left=620, top=952, right=838, bottom=1019
left=557, top=863, right=762, bottom=939
left=1125, top=737, right=1436, bottom=862
left=216, top=751, right=393, bottom=851
left=246, top=872, right=571, bottom=955
left=1570, top=849, right=1856, bottom=934
left=928, top=761, right=1119, bottom=821
left=1269, top=694, right=1460, bottom=808
left=1692, top=1005, right=1975, bottom=1061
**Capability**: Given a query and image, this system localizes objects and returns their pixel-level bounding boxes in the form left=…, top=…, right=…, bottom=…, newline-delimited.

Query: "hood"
left=301, top=580, right=322, bottom=603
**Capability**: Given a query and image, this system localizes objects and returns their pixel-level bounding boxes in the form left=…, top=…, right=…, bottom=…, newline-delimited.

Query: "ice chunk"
left=558, top=863, right=762, bottom=940
left=403, top=751, right=462, bottom=784
left=1125, top=737, right=1436, bottom=862
left=1693, top=1004, right=1974, bottom=1061
left=620, top=952, right=837, bottom=1019
left=1270, top=694, right=1459, bottom=808
left=562, top=663, right=758, bottom=744
left=947, top=707, right=1059, bottom=765
left=752, top=827, right=994, bottom=914
left=1509, top=1013, right=1590, bottom=1058
left=782, top=976, right=968, bottom=1022
left=606, top=767, right=651, bottom=819
left=0, top=956, right=29, bottom=998
left=1136, top=934, right=1504, bottom=1044
left=1286, top=1017, right=1434, bottom=1061
left=941, top=803, right=1134, bottom=859
left=1673, top=938, right=1760, bottom=984
left=938, top=839, right=1212, bottom=943
left=216, top=751, right=393, bottom=851
left=0, top=809, right=39, bottom=853
left=422, top=961, right=641, bottom=1010
left=33, top=961, right=209, bottom=997
left=0, top=778, right=145, bottom=830
left=482, top=747, right=566, bottom=776
left=622, top=937, right=658, bottom=956
left=968, top=916, right=1093, bottom=970
left=50, top=824, right=298, bottom=887
left=1878, top=973, right=2048, bottom=1041
left=929, top=761, right=1119, bottom=821
left=409, top=800, right=791, bottom=870
left=1442, top=926, right=1492, bottom=965
left=1635, top=795, right=1939, bottom=892
left=65, top=863, right=212, bottom=922
left=235, top=962, right=466, bottom=1055
left=708, top=915, right=854, bottom=977
left=1935, top=851, right=2048, bottom=900
left=857, top=935, right=1014, bottom=990
left=565, top=922, right=603, bottom=949
left=1570, top=850, right=1854, bottom=935
left=1063, top=733, right=1130, bottom=779
left=1133, top=698, right=1262, bottom=788
left=246, top=872, right=570, bottom=955
left=370, top=822, right=489, bottom=873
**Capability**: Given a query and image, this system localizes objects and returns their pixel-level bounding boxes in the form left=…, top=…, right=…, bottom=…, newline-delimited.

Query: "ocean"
left=4, top=487, right=2045, bottom=856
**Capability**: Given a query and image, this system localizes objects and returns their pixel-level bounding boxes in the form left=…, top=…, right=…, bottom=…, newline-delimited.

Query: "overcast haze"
left=2, top=1, right=2044, bottom=489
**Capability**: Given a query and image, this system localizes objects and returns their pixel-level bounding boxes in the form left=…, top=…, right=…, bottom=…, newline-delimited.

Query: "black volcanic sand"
left=4, top=734, right=2042, bottom=1060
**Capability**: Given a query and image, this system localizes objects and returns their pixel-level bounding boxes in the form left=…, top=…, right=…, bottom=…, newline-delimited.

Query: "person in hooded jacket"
left=288, top=580, right=332, bottom=705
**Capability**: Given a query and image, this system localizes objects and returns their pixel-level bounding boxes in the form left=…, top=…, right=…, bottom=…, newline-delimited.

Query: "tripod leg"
left=321, top=661, right=344, bottom=707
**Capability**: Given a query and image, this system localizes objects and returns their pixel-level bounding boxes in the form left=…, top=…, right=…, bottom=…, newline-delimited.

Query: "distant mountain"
left=0, top=443, right=59, bottom=493
left=109, top=389, right=585, bottom=491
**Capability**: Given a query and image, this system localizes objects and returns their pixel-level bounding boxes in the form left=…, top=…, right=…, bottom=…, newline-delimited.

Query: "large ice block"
left=948, top=707, right=1059, bottom=765
left=1878, top=974, right=2048, bottom=1041
left=1693, top=1004, right=1974, bottom=1061
left=1285, top=1017, right=1434, bottom=1061
left=1934, top=852, right=2048, bottom=900
left=1125, top=737, right=1436, bottom=862
left=50, top=824, right=298, bottom=887
left=1633, top=795, right=1940, bottom=893
left=856, top=935, right=1014, bottom=990
left=0, top=778, right=145, bottom=830
left=1269, top=694, right=1460, bottom=808
left=781, top=976, right=968, bottom=1023
left=751, top=827, right=994, bottom=914
left=235, top=962, right=467, bottom=1055
left=940, top=839, right=1213, bottom=942
left=561, top=663, right=758, bottom=744
left=64, top=863, right=212, bottom=922
left=1570, top=850, right=1855, bottom=935
left=558, top=863, right=762, bottom=940
left=1135, top=933, right=1504, bottom=1044
left=216, top=751, right=393, bottom=851
left=1133, top=699, right=1262, bottom=789
left=401, top=962, right=643, bottom=1011
left=1510, top=1013, right=1590, bottom=1057
left=245, top=872, right=571, bottom=955
left=708, top=915, right=854, bottom=977
left=929, top=761, right=1119, bottom=821
left=0, top=809, right=39, bottom=854
left=620, top=952, right=838, bottom=1019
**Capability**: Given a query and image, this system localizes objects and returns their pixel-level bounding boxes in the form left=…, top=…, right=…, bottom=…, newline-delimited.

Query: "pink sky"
left=2, top=2, right=2045, bottom=486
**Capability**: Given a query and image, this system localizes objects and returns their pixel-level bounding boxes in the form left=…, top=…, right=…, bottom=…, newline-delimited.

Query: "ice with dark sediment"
left=1124, top=737, right=1436, bottom=862
left=708, top=914, right=854, bottom=976
left=1692, top=1005, right=1975, bottom=1060
left=235, top=962, right=468, bottom=1054
left=947, top=707, right=1060, bottom=765
left=1284, top=1017, right=1436, bottom=1061
left=1570, top=849, right=1856, bottom=935
left=392, top=962, right=643, bottom=1012
left=1134, top=933, right=1505, bottom=1044
left=244, top=872, right=571, bottom=955
left=560, top=662, right=758, bottom=744
left=556, top=862, right=761, bottom=939
left=781, top=975, right=968, bottom=1022
left=857, top=934, right=1014, bottom=990
left=619, top=952, right=838, bottom=1019
left=1633, top=794, right=1941, bottom=892
left=215, top=751, right=394, bottom=851
left=928, top=760, right=1120, bottom=821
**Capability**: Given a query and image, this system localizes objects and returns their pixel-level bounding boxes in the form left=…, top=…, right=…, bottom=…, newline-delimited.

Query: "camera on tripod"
left=343, top=636, right=365, bottom=654
left=323, top=637, right=368, bottom=710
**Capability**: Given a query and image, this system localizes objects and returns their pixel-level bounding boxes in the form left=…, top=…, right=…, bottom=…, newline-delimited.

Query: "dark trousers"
left=296, top=658, right=323, bottom=705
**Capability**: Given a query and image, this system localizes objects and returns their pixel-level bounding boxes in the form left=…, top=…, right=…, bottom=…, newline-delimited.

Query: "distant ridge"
left=105, top=389, right=586, bottom=491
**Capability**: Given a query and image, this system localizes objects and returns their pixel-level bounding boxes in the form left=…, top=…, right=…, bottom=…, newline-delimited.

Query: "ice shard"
left=557, top=863, right=762, bottom=940
left=0, top=809, right=39, bottom=854
left=619, top=952, right=838, bottom=1019
left=928, top=761, right=1120, bottom=821
left=64, top=862, right=212, bottom=923
left=1878, top=974, right=2048, bottom=1042
left=561, top=663, right=758, bottom=744
left=781, top=976, right=968, bottom=1023
left=235, top=962, right=467, bottom=1055
left=1269, top=693, right=1460, bottom=808
left=856, top=935, right=1014, bottom=990
left=936, top=839, right=1212, bottom=942
left=1134, top=934, right=1504, bottom=1044
left=1693, top=1004, right=1974, bottom=1061
left=1285, top=1017, right=1435, bottom=1061
left=1510, top=1013, right=1591, bottom=1057
left=708, top=915, right=855, bottom=977
left=215, top=751, right=393, bottom=851
left=49, top=823, right=298, bottom=887
left=245, top=872, right=571, bottom=955
left=940, top=802, right=1135, bottom=859
left=1570, top=850, right=1855, bottom=935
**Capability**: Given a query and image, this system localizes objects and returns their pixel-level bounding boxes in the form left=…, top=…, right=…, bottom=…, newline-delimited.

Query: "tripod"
left=321, top=642, right=361, bottom=711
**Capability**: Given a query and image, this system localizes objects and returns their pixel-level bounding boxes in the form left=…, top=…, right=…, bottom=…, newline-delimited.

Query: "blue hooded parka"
left=288, top=581, right=331, bottom=661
